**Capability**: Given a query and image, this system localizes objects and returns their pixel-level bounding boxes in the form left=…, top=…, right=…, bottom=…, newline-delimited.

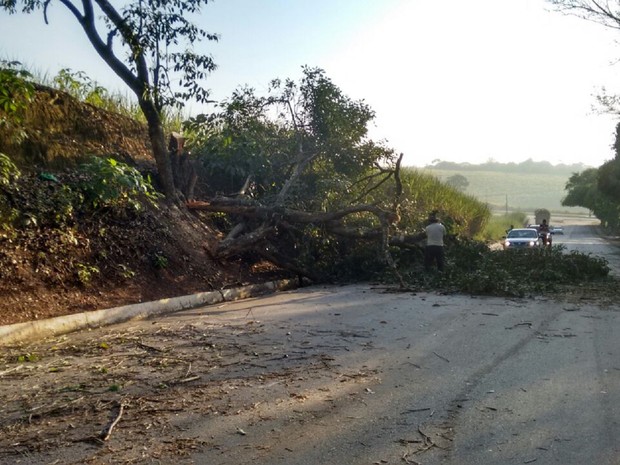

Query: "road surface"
left=0, top=222, right=618, bottom=464
left=553, top=221, right=620, bottom=276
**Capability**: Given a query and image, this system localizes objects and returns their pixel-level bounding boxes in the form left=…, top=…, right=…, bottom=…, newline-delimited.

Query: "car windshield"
left=507, top=229, right=537, bottom=239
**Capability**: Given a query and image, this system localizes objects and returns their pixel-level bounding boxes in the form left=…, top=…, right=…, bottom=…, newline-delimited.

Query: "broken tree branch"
left=99, top=401, right=126, bottom=441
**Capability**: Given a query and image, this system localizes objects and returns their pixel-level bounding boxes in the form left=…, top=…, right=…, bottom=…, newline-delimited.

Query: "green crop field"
left=419, top=168, right=589, bottom=216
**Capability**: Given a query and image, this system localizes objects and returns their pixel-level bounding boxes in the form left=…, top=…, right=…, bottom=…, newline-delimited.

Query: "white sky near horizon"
left=1, top=0, right=620, bottom=168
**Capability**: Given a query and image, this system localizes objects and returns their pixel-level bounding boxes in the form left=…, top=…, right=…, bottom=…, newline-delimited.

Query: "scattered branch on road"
left=99, top=401, right=126, bottom=441
left=432, top=352, right=450, bottom=363
left=402, top=452, right=422, bottom=464
left=136, top=341, right=165, bottom=352
left=174, top=375, right=201, bottom=384
left=401, top=408, right=431, bottom=414
left=505, top=322, right=533, bottom=330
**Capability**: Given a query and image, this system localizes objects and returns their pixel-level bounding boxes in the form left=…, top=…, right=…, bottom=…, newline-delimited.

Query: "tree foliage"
left=446, top=174, right=469, bottom=192
left=429, top=158, right=589, bottom=174
left=184, top=68, right=490, bottom=282
left=560, top=122, right=620, bottom=229
left=187, top=67, right=397, bottom=209
left=563, top=168, right=619, bottom=228
left=0, top=61, right=35, bottom=144
left=185, top=68, right=402, bottom=280
left=1, top=0, right=219, bottom=198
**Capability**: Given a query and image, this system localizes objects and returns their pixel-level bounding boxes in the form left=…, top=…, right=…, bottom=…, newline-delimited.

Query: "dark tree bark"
left=32, top=0, right=203, bottom=198
left=168, top=133, right=198, bottom=200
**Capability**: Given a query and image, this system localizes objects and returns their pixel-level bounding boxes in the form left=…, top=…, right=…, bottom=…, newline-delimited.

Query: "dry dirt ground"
left=0, top=289, right=380, bottom=464
left=0, top=179, right=287, bottom=327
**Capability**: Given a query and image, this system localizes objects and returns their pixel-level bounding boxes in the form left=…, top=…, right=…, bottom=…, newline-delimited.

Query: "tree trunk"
left=168, top=133, right=198, bottom=200
left=140, top=102, right=176, bottom=199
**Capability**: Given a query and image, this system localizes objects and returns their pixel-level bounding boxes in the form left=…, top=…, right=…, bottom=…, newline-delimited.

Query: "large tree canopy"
left=1, top=0, right=219, bottom=198
left=445, top=174, right=469, bottom=192
left=563, top=168, right=620, bottom=227
left=183, top=67, right=413, bottom=281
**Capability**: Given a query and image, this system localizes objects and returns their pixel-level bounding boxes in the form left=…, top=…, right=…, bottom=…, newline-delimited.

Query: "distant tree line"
left=427, top=159, right=590, bottom=175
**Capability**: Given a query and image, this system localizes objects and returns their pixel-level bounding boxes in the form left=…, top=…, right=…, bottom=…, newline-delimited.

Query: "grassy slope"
left=420, top=168, right=589, bottom=215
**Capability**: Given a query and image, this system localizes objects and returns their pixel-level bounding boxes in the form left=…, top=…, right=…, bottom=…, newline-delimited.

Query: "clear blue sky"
left=1, top=0, right=620, bottom=168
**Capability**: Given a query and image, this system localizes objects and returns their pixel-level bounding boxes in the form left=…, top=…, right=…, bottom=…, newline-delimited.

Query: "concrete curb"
left=0, top=279, right=298, bottom=347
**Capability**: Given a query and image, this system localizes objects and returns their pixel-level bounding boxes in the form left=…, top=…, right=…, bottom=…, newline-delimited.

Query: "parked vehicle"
left=503, top=228, right=541, bottom=249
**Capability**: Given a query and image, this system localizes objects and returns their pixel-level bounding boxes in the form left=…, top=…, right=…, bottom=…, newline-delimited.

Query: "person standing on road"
left=424, top=216, right=446, bottom=272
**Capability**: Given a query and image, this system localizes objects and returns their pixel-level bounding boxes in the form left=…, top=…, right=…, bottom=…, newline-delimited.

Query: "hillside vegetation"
left=0, top=82, right=285, bottom=326
left=0, top=71, right=492, bottom=325
left=0, top=82, right=153, bottom=169
left=0, top=67, right=612, bottom=327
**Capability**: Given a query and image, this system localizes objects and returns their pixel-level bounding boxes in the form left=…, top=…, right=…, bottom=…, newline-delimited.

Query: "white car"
left=503, top=228, right=541, bottom=249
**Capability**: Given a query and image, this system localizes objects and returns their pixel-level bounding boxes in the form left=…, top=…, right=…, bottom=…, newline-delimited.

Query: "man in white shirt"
left=424, top=216, right=446, bottom=272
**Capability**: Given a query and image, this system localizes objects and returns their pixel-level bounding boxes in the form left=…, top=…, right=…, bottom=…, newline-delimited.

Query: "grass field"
left=420, top=168, right=589, bottom=216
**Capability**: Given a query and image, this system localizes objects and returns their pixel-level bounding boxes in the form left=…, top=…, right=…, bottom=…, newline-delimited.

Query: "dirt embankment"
left=0, top=85, right=288, bottom=326
left=0, top=83, right=153, bottom=170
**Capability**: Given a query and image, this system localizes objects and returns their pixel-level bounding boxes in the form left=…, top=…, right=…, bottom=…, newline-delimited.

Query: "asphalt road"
left=1, top=222, right=618, bottom=465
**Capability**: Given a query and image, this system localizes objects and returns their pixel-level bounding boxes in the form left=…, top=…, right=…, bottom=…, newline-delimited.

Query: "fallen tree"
left=186, top=153, right=419, bottom=284
left=187, top=153, right=425, bottom=284
left=183, top=68, right=489, bottom=284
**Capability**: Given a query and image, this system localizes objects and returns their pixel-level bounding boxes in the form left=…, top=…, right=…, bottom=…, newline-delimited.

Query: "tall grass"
left=479, top=211, right=528, bottom=242
left=399, top=167, right=491, bottom=237
left=1, top=60, right=185, bottom=133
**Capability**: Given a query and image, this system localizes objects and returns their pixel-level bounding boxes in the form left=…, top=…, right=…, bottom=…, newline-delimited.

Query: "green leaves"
left=0, top=61, right=34, bottom=146
left=0, top=153, right=21, bottom=229
left=0, top=62, right=34, bottom=116
left=563, top=167, right=619, bottom=228
left=0, top=153, right=20, bottom=187
left=16, top=353, right=38, bottom=363
left=116, top=0, right=218, bottom=110
left=53, top=68, right=111, bottom=108
left=75, top=263, right=100, bottom=285
left=400, top=240, right=610, bottom=297
left=77, top=156, right=162, bottom=211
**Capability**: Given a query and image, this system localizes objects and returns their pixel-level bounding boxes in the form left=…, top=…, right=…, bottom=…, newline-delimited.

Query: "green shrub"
left=53, top=68, right=110, bottom=108
left=0, top=152, right=20, bottom=186
left=0, top=153, right=20, bottom=228
left=397, top=240, right=610, bottom=297
left=152, top=252, right=168, bottom=269
left=75, top=263, right=100, bottom=285
left=20, top=181, right=82, bottom=229
left=479, top=212, right=528, bottom=242
left=0, top=62, right=34, bottom=116
left=77, top=157, right=161, bottom=211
